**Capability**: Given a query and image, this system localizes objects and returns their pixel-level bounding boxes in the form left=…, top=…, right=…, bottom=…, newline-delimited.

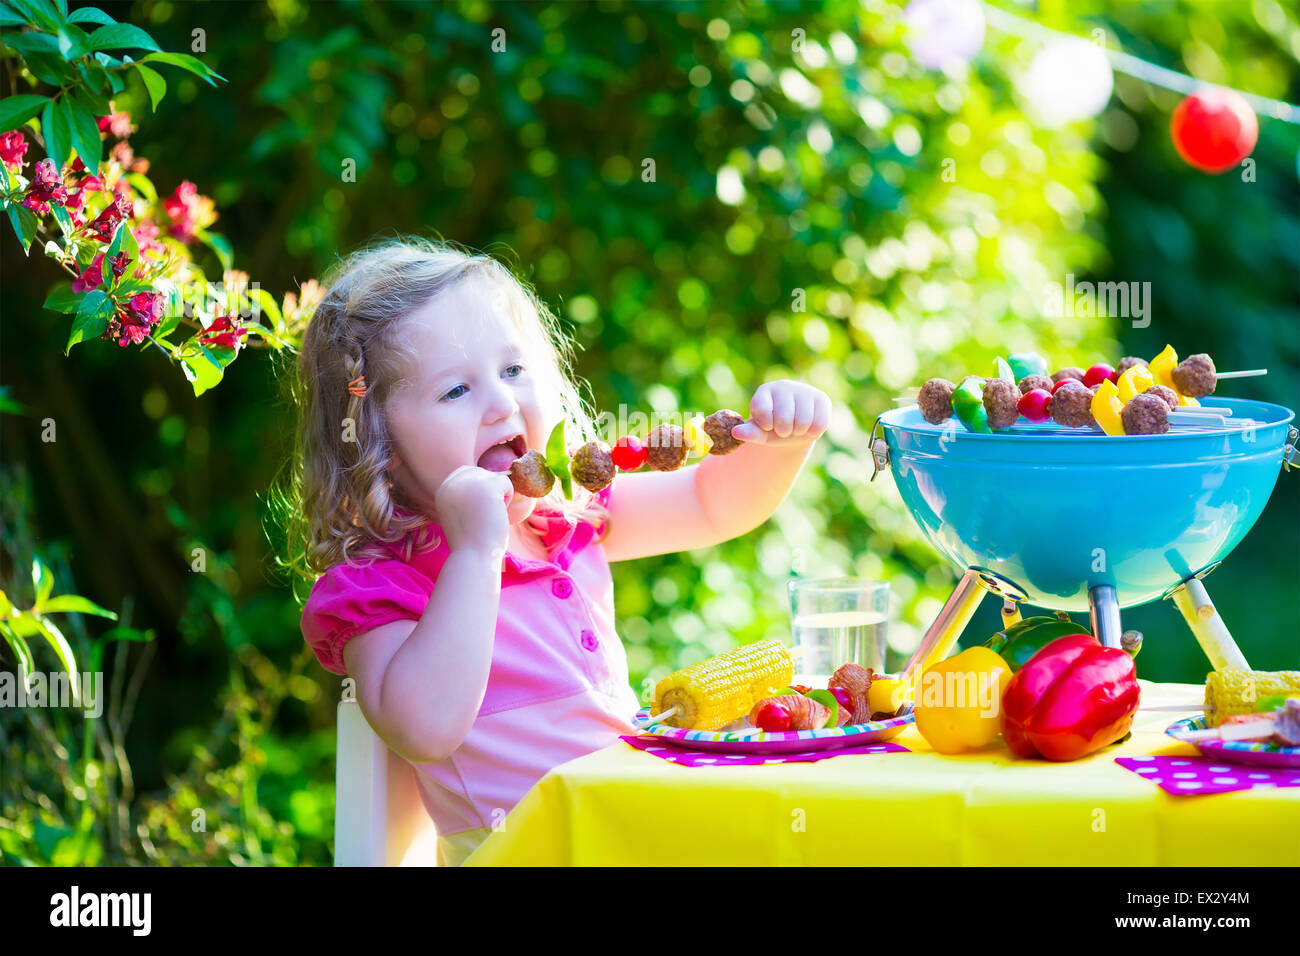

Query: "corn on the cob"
left=1204, top=670, right=1300, bottom=728
left=653, top=639, right=794, bottom=730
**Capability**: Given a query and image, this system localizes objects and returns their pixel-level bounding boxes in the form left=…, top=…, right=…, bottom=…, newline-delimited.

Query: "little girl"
left=290, top=236, right=830, bottom=866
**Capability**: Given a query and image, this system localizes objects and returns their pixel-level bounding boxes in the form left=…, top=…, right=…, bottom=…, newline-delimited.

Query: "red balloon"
left=1169, top=88, right=1258, bottom=173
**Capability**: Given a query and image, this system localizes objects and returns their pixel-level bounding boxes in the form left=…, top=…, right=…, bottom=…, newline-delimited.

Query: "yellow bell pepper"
left=1091, top=379, right=1125, bottom=435
left=1148, top=344, right=1178, bottom=390
left=684, top=415, right=714, bottom=456
left=913, top=646, right=1013, bottom=754
left=1117, top=365, right=1155, bottom=404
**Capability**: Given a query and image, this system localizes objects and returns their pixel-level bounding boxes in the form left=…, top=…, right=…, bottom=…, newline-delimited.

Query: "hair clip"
left=347, top=375, right=367, bottom=398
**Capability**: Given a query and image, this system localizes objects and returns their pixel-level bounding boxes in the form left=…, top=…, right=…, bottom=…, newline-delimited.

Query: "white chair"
left=334, top=698, right=439, bottom=866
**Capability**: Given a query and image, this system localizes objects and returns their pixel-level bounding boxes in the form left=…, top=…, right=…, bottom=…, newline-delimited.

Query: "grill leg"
left=902, top=569, right=988, bottom=684
left=1089, top=585, right=1123, bottom=649
left=1169, top=577, right=1251, bottom=671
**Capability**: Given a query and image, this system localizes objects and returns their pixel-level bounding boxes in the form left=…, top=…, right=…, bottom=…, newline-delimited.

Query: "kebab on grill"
left=911, top=345, right=1257, bottom=436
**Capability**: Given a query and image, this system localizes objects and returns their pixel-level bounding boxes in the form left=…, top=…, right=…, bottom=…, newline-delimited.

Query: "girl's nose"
left=483, top=376, right=520, bottom=423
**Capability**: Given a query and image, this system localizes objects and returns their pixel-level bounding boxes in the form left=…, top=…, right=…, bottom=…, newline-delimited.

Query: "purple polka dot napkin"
left=620, top=735, right=909, bottom=766
left=1115, top=755, right=1300, bottom=794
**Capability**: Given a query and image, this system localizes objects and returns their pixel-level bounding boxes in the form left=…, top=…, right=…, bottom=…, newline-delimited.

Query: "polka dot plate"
left=633, top=706, right=914, bottom=754
left=1166, top=716, right=1300, bottom=768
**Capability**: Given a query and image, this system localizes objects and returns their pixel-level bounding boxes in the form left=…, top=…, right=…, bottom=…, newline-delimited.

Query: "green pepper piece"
left=1007, top=352, right=1049, bottom=380
left=1255, top=694, right=1299, bottom=713
left=983, top=615, right=1091, bottom=672
left=995, top=357, right=1015, bottom=383
left=951, top=376, right=992, bottom=433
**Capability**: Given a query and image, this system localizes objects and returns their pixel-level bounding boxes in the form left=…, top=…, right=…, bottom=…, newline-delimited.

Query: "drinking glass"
left=787, top=577, right=890, bottom=682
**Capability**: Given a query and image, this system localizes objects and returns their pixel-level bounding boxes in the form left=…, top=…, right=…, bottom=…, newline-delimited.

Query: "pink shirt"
left=301, top=485, right=640, bottom=839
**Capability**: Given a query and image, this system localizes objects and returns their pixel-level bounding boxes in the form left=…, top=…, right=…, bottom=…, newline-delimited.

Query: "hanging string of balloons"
left=901, top=0, right=1300, bottom=176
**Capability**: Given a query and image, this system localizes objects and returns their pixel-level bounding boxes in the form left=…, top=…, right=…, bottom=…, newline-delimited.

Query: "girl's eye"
left=504, top=363, right=523, bottom=378
left=442, top=385, right=467, bottom=401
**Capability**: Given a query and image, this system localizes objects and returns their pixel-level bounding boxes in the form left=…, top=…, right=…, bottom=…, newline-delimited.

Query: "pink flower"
left=64, top=188, right=86, bottom=226
left=0, top=130, right=28, bottom=171
left=109, top=251, right=131, bottom=279
left=97, top=111, right=133, bottom=139
left=162, top=180, right=216, bottom=242
left=106, top=291, right=164, bottom=347
left=132, top=219, right=166, bottom=259
left=23, top=158, right=68, bottom=214
left=199, top=315, right=249, bottom=350
left=86, top=194, right=130, bottom=243
left=73, top=253, right=105, bottom=293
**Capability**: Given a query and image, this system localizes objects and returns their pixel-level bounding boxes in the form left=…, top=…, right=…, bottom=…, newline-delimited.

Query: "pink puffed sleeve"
left=300, top=560, right=432, bottom=676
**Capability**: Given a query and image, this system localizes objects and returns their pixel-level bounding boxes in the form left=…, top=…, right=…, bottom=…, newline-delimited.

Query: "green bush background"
left=1, top=0, right=1296, bottom=865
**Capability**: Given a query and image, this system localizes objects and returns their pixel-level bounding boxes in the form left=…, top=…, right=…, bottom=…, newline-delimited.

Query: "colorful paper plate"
left=1166, top=716, right=1300, bottom=768
left=633, top=706, right=915, bottom=754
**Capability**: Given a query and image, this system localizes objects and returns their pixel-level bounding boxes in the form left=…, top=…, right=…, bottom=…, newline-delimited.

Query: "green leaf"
left=83, top=21, right=159, bottom=53
left=50, top=199, right=72, bottom=239
left=31, top=556, right=53, bottom=605
left=0, top=4, right=26, bottom=27
left=1, top=30, right=61, bottom=57
left=6, top=201, right=39, bottom=254
left=67, top=6, right=114, bottom=25
left=66, top=288, right=113, bottom=353
left=133, top=62, right=165, bottom=111
left=125, top=171, right=155, bottom=202
left=69, top=75, right=111, bottom=115
left=35, top=594, right=118, bottom=618
left=31, top=615, right=79, bottom=686
left=67, top=5, right=113, bottom=25
left=252, top=286, right=281, bottom=328
left=142, top=50, right=224, bottom=86
left=20, top=50, right=74, bottom=86
left=181, top=353, right=224, bottom=396
left=63, top=94, right=101, bottom=169
left=42, top=281, right=78, bottom=313
left=0, top=622, right=35, bottom=689
left=0, top=94, right=48, bottom=132
left=41, top=97, right=70, bottom=170
left=195, top=228, right=231, bottom=272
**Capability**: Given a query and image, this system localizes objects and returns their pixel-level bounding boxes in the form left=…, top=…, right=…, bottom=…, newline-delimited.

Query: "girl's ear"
left=387, top=454, right=402, bottom=470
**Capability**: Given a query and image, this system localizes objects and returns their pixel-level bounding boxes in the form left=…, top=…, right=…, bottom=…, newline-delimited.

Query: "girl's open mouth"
left=476, top=434, right=527, bottom=472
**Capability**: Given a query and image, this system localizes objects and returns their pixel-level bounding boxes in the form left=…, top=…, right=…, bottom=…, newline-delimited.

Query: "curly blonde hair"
left=271, top=235, right=609, bottom=592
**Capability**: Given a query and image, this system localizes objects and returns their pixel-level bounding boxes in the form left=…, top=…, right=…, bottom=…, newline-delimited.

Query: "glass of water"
left=787, top=578, right=889, bottom=683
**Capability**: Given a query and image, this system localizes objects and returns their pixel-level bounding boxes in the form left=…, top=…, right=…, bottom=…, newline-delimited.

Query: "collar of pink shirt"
left=383, top=494, right=604, bottom=585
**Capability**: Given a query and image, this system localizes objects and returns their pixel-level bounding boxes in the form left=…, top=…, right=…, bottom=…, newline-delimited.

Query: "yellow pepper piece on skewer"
left=1147, top=344, right=1200, bottom=406
left=684, top=414, right=714, bottom=456
left=1091, top=379, right=1126, bottom=435
left=1117, top=365, right=1156, bottom=404
left=1148, top=344, right=1178, bottom=390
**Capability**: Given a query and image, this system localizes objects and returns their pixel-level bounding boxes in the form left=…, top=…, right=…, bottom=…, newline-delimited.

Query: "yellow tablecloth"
left=464, top=681, right=1300, bottom=866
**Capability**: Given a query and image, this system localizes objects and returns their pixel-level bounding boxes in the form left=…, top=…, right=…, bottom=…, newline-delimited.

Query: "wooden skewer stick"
left=1216, top=369, right=1267, bottom=380
left=1169, top=407, right=1233, bottom=417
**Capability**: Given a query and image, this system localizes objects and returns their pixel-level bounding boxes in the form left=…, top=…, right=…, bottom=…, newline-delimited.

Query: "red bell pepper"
left=1001, top=633, right=1140, bottom=761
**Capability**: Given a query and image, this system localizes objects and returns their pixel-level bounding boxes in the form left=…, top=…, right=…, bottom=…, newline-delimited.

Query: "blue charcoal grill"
left=870, top=397, right=1298, bottom=673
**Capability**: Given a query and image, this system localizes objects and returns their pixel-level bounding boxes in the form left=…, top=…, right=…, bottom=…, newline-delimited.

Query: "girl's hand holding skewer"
left=728, top=380, right=832, bottom=447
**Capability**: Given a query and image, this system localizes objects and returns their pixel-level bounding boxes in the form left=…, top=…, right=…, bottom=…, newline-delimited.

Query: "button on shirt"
left=300, top=484, right=639, bottom=843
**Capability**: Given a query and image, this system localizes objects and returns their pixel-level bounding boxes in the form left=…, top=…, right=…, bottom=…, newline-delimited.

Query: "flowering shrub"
left=0, top=0, right=317, bottom=394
